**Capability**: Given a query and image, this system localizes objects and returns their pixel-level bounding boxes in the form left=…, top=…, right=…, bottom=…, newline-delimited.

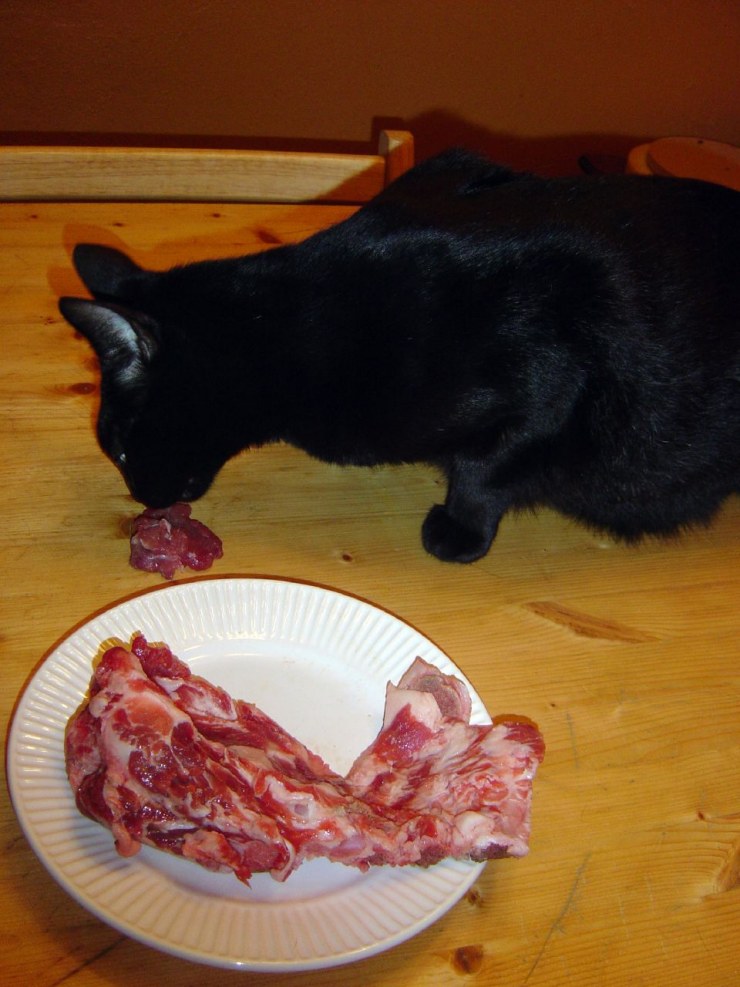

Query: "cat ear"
left=71, top=243, right=144, bottom=301
left=58, top=297, right=158, bottom=386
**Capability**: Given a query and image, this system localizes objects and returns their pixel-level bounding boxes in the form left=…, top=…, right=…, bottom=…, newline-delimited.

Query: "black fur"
left=58, top=149, right=740, bottom=562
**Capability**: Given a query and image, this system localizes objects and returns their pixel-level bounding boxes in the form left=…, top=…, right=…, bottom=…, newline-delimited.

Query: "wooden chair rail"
left=0, top=129, right=414, bottom=203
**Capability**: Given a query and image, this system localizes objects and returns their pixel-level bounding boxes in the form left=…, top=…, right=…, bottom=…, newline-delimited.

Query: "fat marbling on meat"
left=65, top=637, right=544, bottom=883
left=347, top=657, right=545, bottom=861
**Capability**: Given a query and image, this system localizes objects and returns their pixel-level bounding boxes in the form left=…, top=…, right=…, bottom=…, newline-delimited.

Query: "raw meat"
left=65, top=637, right=544, bottom=883
left=129, top=503, right=223, bottom=579
left=347, top=657, right=545, bottom=861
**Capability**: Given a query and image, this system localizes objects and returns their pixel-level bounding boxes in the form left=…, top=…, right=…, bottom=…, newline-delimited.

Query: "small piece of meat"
left=65, top=637, right=544, bottom=883
left=129, top=503, right=223, bottom=579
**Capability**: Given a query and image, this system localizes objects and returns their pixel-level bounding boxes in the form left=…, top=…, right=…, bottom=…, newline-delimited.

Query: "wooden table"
left=1, top=200, right=738, bottom=987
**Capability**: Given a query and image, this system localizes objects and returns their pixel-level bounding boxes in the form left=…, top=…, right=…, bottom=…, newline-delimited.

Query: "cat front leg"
left=422, top=456, right=509, bottom=563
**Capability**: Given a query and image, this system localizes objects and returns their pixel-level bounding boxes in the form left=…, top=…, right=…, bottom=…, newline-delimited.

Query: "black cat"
left=59, top=149, right=740, bottom=562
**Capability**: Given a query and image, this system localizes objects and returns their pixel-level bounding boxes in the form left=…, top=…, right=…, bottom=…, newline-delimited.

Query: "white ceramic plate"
left=8, top=577, right=489, bottom=971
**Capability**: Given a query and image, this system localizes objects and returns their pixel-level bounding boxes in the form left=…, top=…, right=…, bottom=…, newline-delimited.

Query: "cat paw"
left=421, top=505, right=496, bottom=563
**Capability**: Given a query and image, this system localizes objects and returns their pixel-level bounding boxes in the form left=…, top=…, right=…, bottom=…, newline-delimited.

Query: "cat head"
left=59, top=244, right=243, bottom=508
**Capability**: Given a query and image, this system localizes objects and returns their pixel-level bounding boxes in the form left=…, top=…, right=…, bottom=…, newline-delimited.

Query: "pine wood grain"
left=0, top=130, right=413, bottom=204
left=1, top=202, right=738, bottom=987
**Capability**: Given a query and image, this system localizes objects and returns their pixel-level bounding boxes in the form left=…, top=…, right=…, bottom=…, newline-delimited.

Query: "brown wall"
left=2, top=0, right=738, bottom=175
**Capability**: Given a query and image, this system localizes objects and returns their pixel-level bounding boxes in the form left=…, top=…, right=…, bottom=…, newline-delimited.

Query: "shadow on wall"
left=0, top=108, right=650, bottom=177
left=373, top=110, right=649, bottom=176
